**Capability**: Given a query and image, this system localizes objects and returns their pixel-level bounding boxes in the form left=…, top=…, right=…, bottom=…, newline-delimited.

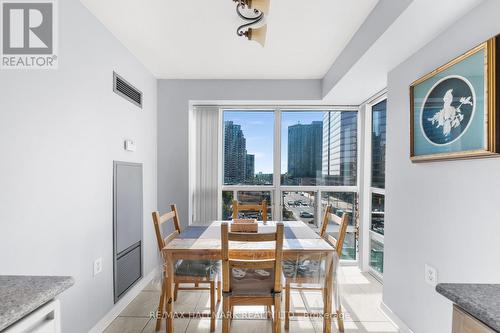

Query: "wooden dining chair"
left=283, top=205, right=349, bottom=332
left=232, top=200, right=268, bottom=224
left=152, top=204, right=221, bottom=332
left=221, top=222, right=284, bottom=333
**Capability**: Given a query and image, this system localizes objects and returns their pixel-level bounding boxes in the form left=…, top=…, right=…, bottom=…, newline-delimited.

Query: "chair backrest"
left=152, top=204, right=182, bottom=253
left=221, top=222, right=284, bottom=294
left=232, top=200, right=268, bottom=223
left=319, top=205, right=349, bottom=258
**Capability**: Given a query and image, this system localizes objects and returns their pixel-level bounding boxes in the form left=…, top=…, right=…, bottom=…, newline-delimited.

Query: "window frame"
left=219, top=106, right=360, bottom=263
left=361, top=94, right=387, bottom=281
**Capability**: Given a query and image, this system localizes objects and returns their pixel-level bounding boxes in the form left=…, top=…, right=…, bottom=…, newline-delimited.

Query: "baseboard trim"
left=380, top=301, right=414, bottom=333
left=89, top=268, right=159, bottom=333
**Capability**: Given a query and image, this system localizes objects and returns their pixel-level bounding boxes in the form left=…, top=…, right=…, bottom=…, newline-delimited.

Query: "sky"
left=224, top=111, right=325, bottom=174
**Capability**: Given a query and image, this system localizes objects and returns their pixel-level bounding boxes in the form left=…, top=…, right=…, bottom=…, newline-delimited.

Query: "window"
left=321, top=192, right=358, bottom=260
left=371, top=101, right=386, bottom=189
left=221, top=190, right=272, bottom=220
left=223, top=111, right=274, bottom=185
left=221, top=191, right=234, bottom=220
left=219, top=107, right=359, bottom=261
left=371, top=193, right=384, bottom=235
left=237, top=191, right=272, bottom=220
left=368, top=99, right=387, bottom=277
left=282, top=191, right=317, bottom=225
left=281, top=111, right=357, bottom=186
left=370, top=238, right=384, bottom=274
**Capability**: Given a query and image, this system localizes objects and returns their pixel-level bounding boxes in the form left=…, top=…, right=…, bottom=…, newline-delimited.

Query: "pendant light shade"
left=248, top=24, right=267, bottom=47
left=248, top=0, right=270, bottom=14
left=234, top=0, right=269, bottom=46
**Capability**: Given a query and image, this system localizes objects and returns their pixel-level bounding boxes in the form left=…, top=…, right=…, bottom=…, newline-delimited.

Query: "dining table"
left=162, top=220, right=339, bottom=333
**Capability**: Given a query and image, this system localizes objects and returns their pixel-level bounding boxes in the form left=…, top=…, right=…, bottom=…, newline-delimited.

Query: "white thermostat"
left=124, top=140, right=136, bottom=152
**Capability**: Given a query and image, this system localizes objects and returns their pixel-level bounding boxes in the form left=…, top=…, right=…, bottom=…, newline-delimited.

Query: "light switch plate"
left=425, top=264, right=438, bottom=286
left=124, top=139, right=136, bottom=152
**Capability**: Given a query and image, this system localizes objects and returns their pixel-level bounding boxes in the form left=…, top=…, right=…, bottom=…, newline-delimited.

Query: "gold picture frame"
left=410, top=36, right=499, bottom=162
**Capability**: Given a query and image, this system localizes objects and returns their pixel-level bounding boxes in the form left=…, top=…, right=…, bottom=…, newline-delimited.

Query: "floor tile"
left=229, top=319, right=273, bottom=332
left=356, top=274, right=383, bottom=294
left=104, top=317, right=150, bottom=333
left=341, top=266, right=366, bottom=276
left=142, top=317, right=190, bottom=333
left=311, top=318, right=394, bottom=333
left=112, top=266, right=399, bottom=333
left=357, top=321, right=400, bottom=332
left=345, top=273, right=375, bottom=286
left=287, top=318, right=316, bottom=332
left=174, top=290, right=203, bottom=313
left=341, top=293, right=387, bottom=322
left=288, top=290, right=307, bottom=315
left=121, top=291, right=162, bottom=318
left=231, top=306, right=268, bottom=320
left=143, top=278, right=163, bottom=292
left=194, top=290, right=219, bottom=313
left=186, top=319, right=222, bottom=333
left=301, top=290, right=323, bottom=310
left=316, top=319, right=399, bottom=333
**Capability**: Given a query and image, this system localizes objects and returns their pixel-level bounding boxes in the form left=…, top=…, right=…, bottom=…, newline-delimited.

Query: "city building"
left=287, top=121, right=323, bottom=182
left=245, top=153, right=255, bottom=182
left=224, top=121, right=246, bottom=184
left=322, top=112, right=358, bottom=186
left=371, top=100, right=387, bottom=188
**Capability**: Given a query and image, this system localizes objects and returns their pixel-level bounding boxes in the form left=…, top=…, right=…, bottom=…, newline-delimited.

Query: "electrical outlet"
left=425, top=264, right=438, bottom=286
left=93, top=258, right=103, bottom=276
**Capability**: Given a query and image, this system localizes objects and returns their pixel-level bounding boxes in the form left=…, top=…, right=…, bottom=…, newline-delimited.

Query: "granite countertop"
left=436, top=283, right=500, bottom=332
left=0, top=276, right=74, bottom=331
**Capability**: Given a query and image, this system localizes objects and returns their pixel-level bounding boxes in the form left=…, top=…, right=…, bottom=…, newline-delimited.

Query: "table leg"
left=323, top=253, right=333, bottom=333
left=165, top=253, right=174, bottom=333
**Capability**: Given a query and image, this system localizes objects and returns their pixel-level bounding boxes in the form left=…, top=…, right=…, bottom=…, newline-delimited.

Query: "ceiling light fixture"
left=233, top=0, right=269, bottom=47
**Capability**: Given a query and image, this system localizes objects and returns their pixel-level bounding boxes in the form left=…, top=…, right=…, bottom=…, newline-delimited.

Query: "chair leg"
left=217, top=279, right=222, bottom=303
left=210, top=281, right=216, bottom=332
left=285, top=281, right=290, bottom=330
left=173, top=283, right=179, bottom=302
left=155, top=278, right=167, bottom=331
left=273, top=294, right=281, bottom=333
left=267, top=305, right=272, bottom=319
left=195, top=282, right=199, bottom=287
left=336, top=306, right=344, bottom=332
left=222, top=296, right=230, bottom=333
left=323, top=285, right=332, bottom=333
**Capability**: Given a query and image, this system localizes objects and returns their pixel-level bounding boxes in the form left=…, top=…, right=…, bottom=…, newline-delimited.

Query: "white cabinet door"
left=452, top=305, right=494, bottom=333
left=4, top=300, right=60, bottom=333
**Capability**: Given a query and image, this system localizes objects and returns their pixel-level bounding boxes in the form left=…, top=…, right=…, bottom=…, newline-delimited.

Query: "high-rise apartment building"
left=322, top=112, right=358, bottom=185
left=245, top=153, right=255, bottom=182
left=287, top=121, right=323, bottom=181
left=224, top=121, right=246, bottom=184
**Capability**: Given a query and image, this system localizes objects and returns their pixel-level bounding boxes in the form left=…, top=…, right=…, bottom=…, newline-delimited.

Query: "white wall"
left=157, top=79, right=322, bottom=225
left=0, top=0, right=157, bottom=332
left=384, top=1, right=500, bottom=332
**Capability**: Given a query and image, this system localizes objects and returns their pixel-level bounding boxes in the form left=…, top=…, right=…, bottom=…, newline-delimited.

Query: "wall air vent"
left=113, top=72, right=143, bottom=108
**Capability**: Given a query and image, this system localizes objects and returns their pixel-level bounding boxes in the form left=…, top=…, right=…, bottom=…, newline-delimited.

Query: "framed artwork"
left=410, top=36, right=499, bottom=162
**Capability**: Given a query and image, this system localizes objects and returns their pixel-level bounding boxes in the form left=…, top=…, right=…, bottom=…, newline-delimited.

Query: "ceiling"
left=80, top=0, right=378, bottom=79
left=324, top=0, right=484, bottom=104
